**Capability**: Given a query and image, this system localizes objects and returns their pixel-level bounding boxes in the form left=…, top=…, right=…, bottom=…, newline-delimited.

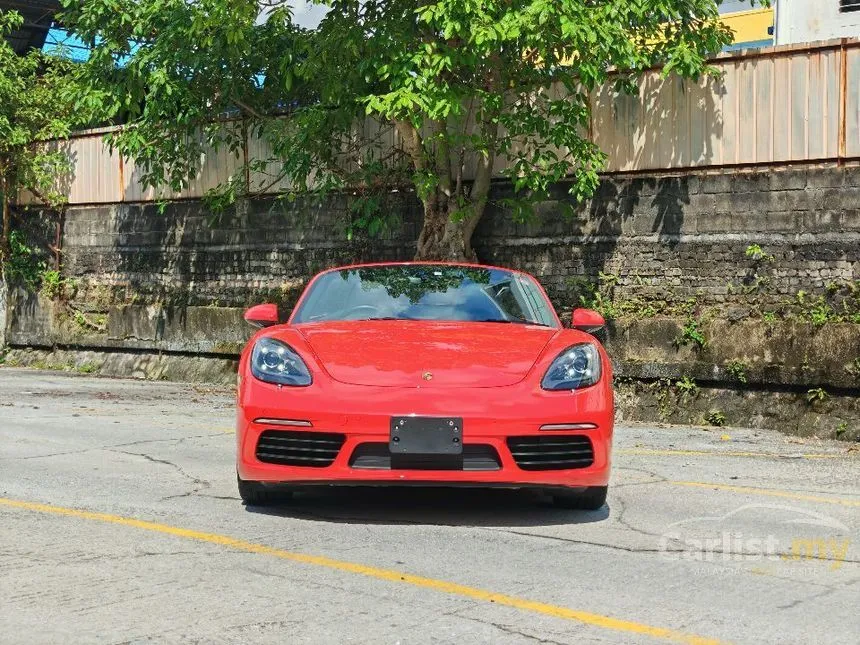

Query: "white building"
left=775, top=0, right=860, bottom=45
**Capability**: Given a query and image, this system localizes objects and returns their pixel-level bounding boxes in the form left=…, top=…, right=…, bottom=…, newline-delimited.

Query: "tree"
left=62, top=0, right=755, bottom=260
left=0, top=9, right=103, bottom=271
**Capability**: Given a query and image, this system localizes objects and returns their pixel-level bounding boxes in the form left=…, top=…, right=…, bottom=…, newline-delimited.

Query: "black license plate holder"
left=390, top=416, right=463, bottom=455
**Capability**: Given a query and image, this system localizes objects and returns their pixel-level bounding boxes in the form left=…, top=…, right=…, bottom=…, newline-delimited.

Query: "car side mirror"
left=244, top=303, right=280, bottom=329
left=571, top=308, right=605, bottom=334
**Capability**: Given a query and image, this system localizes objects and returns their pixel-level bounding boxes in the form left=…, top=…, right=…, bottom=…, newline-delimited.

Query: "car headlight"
left=250, top=337, right=312, bottom=386
left=541, top=343, right=601, bottom=391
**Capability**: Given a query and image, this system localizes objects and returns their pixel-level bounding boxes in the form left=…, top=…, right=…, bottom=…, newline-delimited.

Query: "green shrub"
left=703, top=410, right=726, bottom=427
left=676, top=317, right=707, bottom=349
left=726, top=360, right=748, bottom=383
left=806, top=388, right=828, bottom=405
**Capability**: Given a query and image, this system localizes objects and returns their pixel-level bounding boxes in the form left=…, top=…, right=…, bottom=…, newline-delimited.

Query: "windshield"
left=292, top=265, right=558, bottom=326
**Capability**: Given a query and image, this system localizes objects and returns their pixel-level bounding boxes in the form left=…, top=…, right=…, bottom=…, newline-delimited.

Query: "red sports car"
left=236, top=263, right=613, bottom=509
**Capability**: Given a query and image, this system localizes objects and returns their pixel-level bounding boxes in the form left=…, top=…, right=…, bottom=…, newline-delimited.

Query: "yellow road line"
left=617, top=448, right=841, bottom=460
left=0, top=497, right=724, bottom=645
left=669, top=482, right=860, bottom=508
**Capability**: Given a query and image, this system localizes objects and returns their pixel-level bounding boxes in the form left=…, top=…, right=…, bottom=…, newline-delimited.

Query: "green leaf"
left=44, top=0, right=744, bottom=259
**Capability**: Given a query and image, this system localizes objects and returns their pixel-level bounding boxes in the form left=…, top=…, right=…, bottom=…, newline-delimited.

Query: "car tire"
left=237, top=473, right=292, bottom=506
left=552, top=486, right=608, bottom=510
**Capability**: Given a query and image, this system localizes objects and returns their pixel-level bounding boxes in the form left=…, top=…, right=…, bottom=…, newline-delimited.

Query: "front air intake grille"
left=349, top=443, right=502, bottom=471
left=256, top=430, right=345, bottom=467
left=507, top=435, right=594, bottom=470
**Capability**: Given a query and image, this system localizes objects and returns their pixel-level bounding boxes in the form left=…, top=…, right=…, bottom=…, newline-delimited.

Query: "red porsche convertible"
left=236, top=263, right=613, bottom=509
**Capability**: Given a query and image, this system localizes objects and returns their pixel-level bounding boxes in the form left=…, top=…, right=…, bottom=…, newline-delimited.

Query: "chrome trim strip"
left=253, top=418, right=313, bottom=427
left=539, top=423, right=598, bottom=431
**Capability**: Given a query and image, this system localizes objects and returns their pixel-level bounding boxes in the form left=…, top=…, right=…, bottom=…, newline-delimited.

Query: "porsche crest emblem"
left=422, top=371, right=433, bottom=381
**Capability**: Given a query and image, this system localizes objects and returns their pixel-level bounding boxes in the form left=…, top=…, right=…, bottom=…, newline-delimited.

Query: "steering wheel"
left=340, top=304, right=383, bottom=320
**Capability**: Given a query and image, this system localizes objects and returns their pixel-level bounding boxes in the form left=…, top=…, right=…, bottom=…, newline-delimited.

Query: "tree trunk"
left=397, top=113, right=496, bottom=262
left=0, top=169, right=6, bottom=346
left=0, top=267, right=7, bottom=348
left=414, top=202, right=480, bottom=261
left=412, top=147, right=495, bottom=262
left=0, top=174, right=9, bottom=264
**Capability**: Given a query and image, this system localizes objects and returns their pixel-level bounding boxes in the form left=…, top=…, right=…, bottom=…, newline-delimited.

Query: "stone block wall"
left=4, top=164, right=859, bottom=438
left=475, top=166, right=860, bottom=312
left=60, top=193, right=422, bottom=308
left=53, top=165, right=860, bottom=315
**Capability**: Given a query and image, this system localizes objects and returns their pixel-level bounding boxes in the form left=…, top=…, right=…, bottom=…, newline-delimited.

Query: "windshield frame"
left=288, top=263, right=561, bottom=328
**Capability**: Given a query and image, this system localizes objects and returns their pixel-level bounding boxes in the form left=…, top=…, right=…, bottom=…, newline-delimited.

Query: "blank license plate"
left=390, top=417, right=463, bottom=455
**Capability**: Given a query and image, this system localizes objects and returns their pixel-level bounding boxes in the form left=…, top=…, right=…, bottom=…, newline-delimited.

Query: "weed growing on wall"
left=3, top=230, right=45, bottom=288
left=675, top=376, right=699, bottom=399
left=703, top=410, right=726, bottom=427
left=676, top=317, right=707, bottom=349
left=806, top=388, right=828, bottom=405
left=745, top=244, right=774, bottom=263
left=561, top=239, right=858, bottom=328
left=726, top=360, right=748, bottom=383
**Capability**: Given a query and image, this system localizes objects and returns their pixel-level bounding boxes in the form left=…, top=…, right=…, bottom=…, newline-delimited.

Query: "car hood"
left=296, top=321, right=557, bottom=388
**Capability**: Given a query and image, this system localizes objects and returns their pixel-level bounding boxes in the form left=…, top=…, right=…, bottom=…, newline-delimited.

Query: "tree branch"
left=431, top=119, right=452, bottom=200
left=231, top=96, right=265, bottom=120
left=455, top=98, right=475, bottom=201
left=393, top=119, right=425, bottom=172
left=466, top=142, right=496, bottom=241
left=465, top=61, right=503, bottom=240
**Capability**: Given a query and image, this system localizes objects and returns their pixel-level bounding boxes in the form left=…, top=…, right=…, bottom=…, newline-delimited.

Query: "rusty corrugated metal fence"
left=22, top=38, right=860, bottom=206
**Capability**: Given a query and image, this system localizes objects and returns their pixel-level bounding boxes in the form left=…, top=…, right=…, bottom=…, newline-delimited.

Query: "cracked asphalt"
left=0, top=368, right=858, bottom=645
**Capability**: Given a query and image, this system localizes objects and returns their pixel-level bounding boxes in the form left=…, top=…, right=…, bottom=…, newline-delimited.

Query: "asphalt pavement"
left=0, top=368, right=857, bottom=645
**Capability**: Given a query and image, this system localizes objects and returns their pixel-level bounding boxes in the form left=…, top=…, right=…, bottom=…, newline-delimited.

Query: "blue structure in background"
left=43, top=27, right=90, bottom=61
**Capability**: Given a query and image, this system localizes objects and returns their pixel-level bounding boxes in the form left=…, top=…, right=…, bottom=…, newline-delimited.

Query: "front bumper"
left=237, top=378, right=613, bottom=489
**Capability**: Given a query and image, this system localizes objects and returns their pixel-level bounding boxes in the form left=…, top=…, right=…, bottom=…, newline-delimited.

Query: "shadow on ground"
left=245, top=486, right=609, bottom=527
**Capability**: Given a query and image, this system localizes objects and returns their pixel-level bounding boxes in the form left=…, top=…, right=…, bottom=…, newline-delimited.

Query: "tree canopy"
left=0, top=9, right=103, bottom=268
left=61, top=0, right=760, bottom=260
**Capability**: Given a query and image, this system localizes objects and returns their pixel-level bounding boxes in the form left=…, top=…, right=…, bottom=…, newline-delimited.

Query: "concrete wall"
left=55, top=165, right=860, bottom=312
left=3, top=165, right=859, bottom=438
left=0, top=278, right=6, bottom=349
left=476, top=167, right=860, bottom=312
left=4, top=298, right=859, bottom=439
